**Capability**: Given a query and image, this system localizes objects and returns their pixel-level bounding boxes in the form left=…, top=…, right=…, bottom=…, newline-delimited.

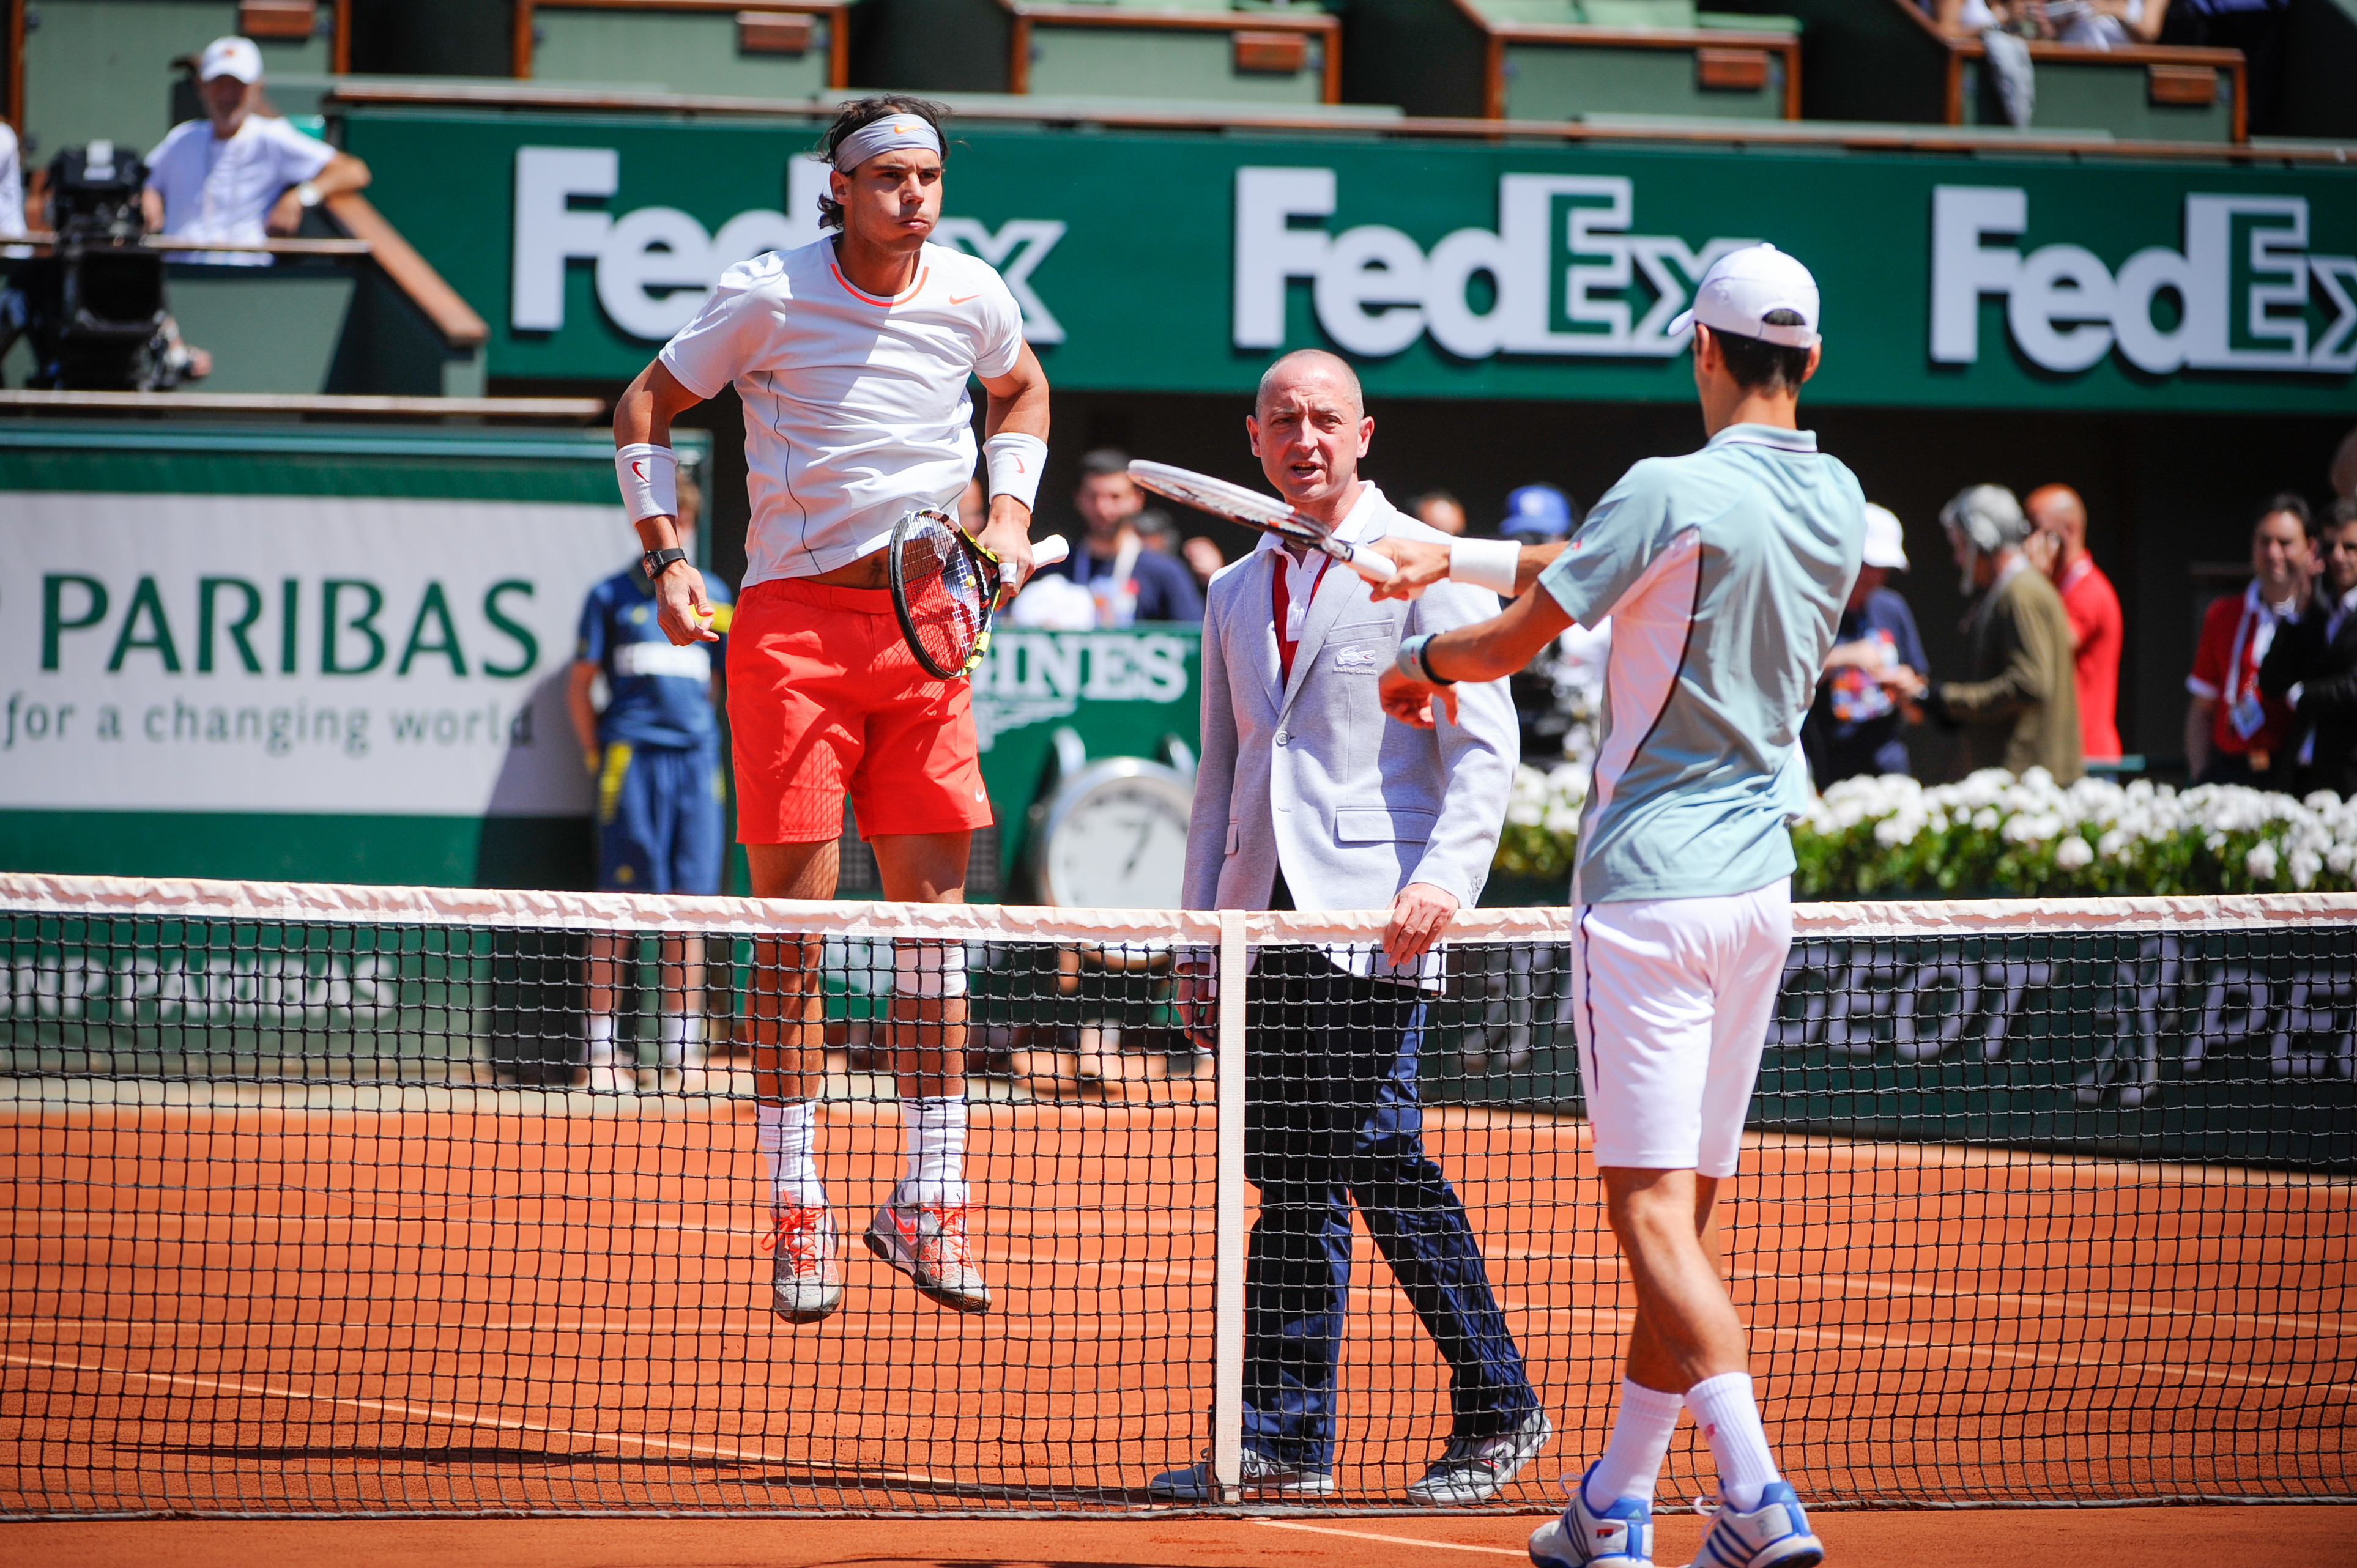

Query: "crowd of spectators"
left=1789, top=464, right=2357, bottom=802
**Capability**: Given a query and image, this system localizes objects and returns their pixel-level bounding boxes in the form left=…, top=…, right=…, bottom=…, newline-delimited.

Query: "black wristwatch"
left=641, top=547, right=689, bottom=583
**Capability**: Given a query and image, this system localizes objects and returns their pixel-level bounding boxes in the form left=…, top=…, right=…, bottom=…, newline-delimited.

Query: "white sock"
left=898, top=1095, right=967, bottom=1207
left=659, top=1011, right=703, bottom=1068
left=1584, top=1379, right=1683, bottom=1509
left=757, top=1100, right=825, bottom=1210
left=1685, top=1371, right=1780, bottom=1513
left=584, top=1013, right=618, bottom=1067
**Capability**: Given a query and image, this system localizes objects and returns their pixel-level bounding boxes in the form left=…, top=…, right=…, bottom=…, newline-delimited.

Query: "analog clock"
left=1034, top=758, right=1196, bottom=909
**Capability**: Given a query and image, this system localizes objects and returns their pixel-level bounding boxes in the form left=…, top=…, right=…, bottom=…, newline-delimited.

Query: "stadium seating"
left=1707, top=0, right=2244, bottom=141
left=855, top=0, right=1342, bottom=105
left=14, top=0, right=339, bottom=160
left=518, top=0, right=852, bottom=95
left=1343, top=0, right=1802, bottom=122
left=2280, top=0, right=2357, bottom=141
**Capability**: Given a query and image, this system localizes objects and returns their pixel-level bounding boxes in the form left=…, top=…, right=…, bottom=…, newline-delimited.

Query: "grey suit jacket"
left=1182, top=485, right=1518, bottom=969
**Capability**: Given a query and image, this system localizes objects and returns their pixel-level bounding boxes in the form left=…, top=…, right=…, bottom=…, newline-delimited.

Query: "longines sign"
left=344, top=109, right=2357, bottom=412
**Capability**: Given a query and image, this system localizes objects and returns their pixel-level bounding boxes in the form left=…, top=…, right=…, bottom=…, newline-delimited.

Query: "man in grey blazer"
left=1149, top=349, right=1548, bottom=1504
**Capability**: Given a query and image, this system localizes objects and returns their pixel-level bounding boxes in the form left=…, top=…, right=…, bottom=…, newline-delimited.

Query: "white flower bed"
left=1493, top=763, right=2357, bottom=898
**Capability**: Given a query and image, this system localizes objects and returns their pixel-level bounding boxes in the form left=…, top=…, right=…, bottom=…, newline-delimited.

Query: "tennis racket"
left=1127, top=460, right=1397, bottom=585
left=888, top=509, right=1070, bottom=681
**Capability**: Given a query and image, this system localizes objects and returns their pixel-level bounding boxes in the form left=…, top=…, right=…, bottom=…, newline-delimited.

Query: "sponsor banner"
left=3, top=493, right=620, bottom=818
left=968, top=626, right=1202, bottom=877
left=343, top=110, right=2357, bottom=412
left=1436, top=926, right=2355, bottom=1168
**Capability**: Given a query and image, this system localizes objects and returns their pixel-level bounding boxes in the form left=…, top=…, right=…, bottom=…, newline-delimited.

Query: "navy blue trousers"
left=1240, top=950, right=1539, bottom=1472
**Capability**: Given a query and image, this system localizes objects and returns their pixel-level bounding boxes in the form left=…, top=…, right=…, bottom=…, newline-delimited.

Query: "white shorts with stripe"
left=1570, top=878, right=1792, bottom=1178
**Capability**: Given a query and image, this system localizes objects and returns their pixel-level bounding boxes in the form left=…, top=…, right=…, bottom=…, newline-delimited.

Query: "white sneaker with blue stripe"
left=1528, top=1463, right=1654, bottom=1568
left=1687, top=1482, right=1824, bottom=1568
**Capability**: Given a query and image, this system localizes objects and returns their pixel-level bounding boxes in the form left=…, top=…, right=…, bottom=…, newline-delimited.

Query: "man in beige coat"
left=1892, top=484, right=2082, bottom=783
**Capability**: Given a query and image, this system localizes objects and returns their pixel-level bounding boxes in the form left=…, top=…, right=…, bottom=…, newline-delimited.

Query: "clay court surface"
left=4, top=1092, right=2350, bottom=1517
left=8, top=1507, right=2357, bottom=1567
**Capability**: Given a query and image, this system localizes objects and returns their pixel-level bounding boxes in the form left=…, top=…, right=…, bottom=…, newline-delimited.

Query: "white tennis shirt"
left=144, top=115, right=334, bottom=265
left=659, top=238, right=1026, bottom=586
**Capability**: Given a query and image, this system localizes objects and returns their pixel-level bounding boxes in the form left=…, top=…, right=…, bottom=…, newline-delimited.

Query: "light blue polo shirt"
left=1537, top=423, right=1863, bottom=904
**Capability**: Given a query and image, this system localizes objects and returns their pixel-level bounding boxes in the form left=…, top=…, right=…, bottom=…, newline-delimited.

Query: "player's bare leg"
left=745, top=838, right=844, bottom=1323
left=1606, top=1169, right=1745, bottom=1391
left=862, top=830, right=991, bottom=1312
left=655, top=934, right=708, bottom=1087
left=581, top=933, right=635, bottom=1092
left=1537, top=1169, right=1818, bottom=1568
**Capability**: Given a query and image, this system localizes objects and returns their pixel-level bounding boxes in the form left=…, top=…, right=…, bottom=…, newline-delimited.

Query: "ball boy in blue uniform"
left=568, top=472, right=733, bottom=1091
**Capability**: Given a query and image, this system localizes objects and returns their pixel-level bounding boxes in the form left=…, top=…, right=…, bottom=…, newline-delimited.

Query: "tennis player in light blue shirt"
left=1372, top=245, right=1861, bottom=1568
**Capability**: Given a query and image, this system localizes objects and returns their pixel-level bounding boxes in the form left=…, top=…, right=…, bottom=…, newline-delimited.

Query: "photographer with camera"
left=141, top=36, right=369, bottom=266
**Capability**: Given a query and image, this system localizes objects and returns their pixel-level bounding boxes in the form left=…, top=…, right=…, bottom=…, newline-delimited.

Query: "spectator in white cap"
left=1888, top=484, right=2083, bottom=784
left=141, top=36, right=370, bottom=266
left=1803, top=502, right=1929, bottom=786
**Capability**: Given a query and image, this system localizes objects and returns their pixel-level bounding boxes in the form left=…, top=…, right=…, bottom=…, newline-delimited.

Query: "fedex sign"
left=1232, top=166, right=1753, bottom=360
left=1931, top=185, right=2356, bottom=375
left=507, top=147, right=1068, bottom=344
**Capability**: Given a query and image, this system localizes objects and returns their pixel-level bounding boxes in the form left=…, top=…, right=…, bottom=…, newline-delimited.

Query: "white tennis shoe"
left=1408, top=1407, right=1553, bottom=1503
left=864, top=1197, right=992, bottom=1314
left=762, top=1204, right=843, bottom=1324
left=1685, top=1484, right=1824, bottom=1568
left=1529, top=1464, right=1654, bottom=1568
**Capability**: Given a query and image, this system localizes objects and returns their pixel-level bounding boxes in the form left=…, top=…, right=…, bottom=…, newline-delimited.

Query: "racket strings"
left=900, top=520, right=991, bottom=675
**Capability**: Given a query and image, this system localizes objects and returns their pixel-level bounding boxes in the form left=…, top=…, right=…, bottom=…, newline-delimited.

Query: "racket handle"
left=1031, top=534, right=1071, bottom=567
left=1344, top=544, right=1398, bottom=583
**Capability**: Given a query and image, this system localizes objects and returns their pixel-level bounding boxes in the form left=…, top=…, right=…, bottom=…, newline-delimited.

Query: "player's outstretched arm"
left=1364, top=538, right=1571, bottom=603
left=1380, top=587, right=1572, bottom=728
left=976, top=341, right=1052, bottom=594
left=614, top=360, right=716, bottom=646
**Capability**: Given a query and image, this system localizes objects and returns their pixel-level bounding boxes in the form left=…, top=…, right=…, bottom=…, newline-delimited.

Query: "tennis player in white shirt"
left=611, top=95, right=1050, bottom=1325
left=141, top=37, right=371, bottom=266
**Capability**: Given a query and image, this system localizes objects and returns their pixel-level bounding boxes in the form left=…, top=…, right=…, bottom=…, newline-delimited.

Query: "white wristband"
left=615, top=443, right=678, bottom=523
left=1449, top=537, right=1521, bottom=596
left=982, top=432, right=1047, bottom=513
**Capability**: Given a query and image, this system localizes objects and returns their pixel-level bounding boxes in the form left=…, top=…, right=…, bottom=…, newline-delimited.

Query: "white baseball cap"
left=1861, top=503, right=1909, bottom=571
left=1668, top=242, right=1821, bottom=349
left=200, top=36, right=264, bottom=84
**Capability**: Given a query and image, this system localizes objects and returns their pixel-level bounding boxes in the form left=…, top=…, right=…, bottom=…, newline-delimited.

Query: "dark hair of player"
left=2254, top=490, right=2314, bottom=539
left=1715, top=308, right=1813, bottom=395
left=814, top=95, right=951, bottom=232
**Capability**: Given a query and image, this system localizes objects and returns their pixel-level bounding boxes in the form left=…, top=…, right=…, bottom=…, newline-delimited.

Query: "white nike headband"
left=831, top=116, right=944, bottom=173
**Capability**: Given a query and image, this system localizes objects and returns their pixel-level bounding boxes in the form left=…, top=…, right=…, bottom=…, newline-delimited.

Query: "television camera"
left=13, top=141, right=198, bottom=391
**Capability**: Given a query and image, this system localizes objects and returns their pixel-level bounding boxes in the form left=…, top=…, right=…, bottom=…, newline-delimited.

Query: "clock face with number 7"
left=1037, top=761, right=1195, bottom=909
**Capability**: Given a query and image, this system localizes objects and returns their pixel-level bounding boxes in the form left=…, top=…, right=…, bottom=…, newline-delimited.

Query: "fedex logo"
left=508, top=147, right=1066, bottom=343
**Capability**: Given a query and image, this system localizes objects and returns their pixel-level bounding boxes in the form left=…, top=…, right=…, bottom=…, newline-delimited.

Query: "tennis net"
left=2, top=873, right=2350, bottom=1517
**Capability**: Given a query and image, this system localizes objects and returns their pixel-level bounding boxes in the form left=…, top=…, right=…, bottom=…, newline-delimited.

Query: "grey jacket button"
left=1274, top=730, right=1288, bottom=745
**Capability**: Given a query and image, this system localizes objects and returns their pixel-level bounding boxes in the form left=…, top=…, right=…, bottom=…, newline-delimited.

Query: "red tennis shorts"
left=727, top=577, right=993, bottom=844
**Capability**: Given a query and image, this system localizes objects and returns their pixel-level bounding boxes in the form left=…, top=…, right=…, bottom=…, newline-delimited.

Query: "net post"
left=1209, top=907, right=1249, bottom=1504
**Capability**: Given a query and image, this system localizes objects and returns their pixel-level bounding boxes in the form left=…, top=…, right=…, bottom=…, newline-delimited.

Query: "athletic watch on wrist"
left=641, top=547, right=689, bottom=583
left=1395, top=632, right=1455, bottom=686
left=295, top=181, right=322, bottom=209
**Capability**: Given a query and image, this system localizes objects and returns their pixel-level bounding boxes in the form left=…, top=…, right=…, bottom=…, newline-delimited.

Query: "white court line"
left=1255, top=1520, right=1524, bottom=1557
left=1485, top=1295, right=2354, bottom=1396
left=1482, top=1246, right=2353, bottom=1339
left=0, top=1349, right=956, bottom=1488
left=48, top=1215, right=2340, bottom=1339
left=1731, top=1265, right=2355, bottom=1339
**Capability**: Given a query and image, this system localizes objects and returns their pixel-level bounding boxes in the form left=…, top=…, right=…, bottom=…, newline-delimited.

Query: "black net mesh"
left=2, top=900, right=2350, bottom=1517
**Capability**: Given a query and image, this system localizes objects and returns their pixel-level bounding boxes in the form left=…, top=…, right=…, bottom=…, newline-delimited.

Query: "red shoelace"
left=759, top=1205, right=829, bottom=1273
left=916, top=1202, right=975, bottom=1268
